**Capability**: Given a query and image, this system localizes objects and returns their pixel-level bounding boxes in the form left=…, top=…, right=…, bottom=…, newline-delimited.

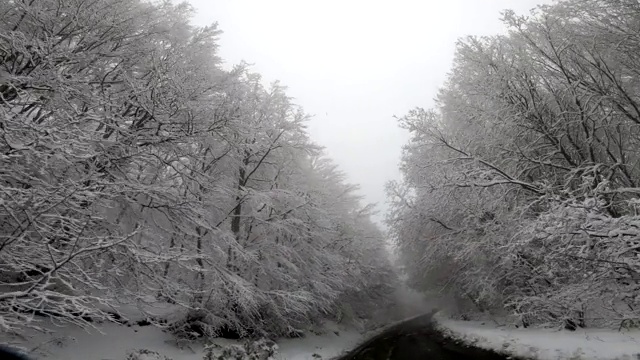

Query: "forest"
left=3, top=0, right=640, bottom=353
left=388, top=0, right=640, bottom=330
left=0, top=0, right=397, bottom=339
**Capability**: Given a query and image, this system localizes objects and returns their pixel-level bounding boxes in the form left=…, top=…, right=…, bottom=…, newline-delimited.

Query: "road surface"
left=336, top=311, right=525, bottom=360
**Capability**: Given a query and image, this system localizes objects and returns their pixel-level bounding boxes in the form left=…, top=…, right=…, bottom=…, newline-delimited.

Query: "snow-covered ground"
left=434, top=312, right=640, bottom=360
left=275, top=324, right=362, bottom=360
left=17, top=292, right=640, bottom=360
left=0, top=317, right=363, bottom=360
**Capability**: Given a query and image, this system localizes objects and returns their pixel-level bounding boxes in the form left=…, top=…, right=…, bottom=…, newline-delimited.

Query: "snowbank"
left=0, top=317, right=362, bottom=360
left=434, top=313, right=640, bottom=360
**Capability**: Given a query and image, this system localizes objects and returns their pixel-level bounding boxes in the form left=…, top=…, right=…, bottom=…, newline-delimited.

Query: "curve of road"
left=335, top=311, right=528, bottom=360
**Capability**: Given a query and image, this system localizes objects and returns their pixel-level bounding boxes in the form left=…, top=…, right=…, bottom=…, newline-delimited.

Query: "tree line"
left=0, top=0, right=397, bottom=337
left=388, top=0, right=640, bottom=329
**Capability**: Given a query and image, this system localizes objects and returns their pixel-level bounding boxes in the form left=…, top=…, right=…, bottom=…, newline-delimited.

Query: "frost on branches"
left=0, top=0, right=397, bottom=337
left=388, top=0, right=640, bottom=329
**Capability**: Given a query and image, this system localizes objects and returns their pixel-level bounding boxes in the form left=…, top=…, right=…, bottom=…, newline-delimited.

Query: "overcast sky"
left=186, top=0, right=552, bottom=225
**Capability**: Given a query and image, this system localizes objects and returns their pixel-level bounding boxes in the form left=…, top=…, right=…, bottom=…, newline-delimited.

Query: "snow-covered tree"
left=0, top=0, right=396, bottom=336
left=390, top=0, right=640, bottom=328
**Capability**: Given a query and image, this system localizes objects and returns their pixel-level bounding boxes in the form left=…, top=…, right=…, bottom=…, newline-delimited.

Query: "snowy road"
left=336, top=312, right=519, bottom=360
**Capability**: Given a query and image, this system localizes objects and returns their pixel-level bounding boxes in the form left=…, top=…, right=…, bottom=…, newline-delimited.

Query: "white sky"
left=186, top=0, right=553, bottom=225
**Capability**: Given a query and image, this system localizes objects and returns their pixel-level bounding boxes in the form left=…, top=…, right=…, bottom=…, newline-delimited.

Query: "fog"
left=186, top=0, right=553, bottom=224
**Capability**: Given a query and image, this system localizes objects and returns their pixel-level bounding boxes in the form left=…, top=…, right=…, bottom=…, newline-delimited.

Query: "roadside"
left=0, top=314, right=364, bottom=360
left=434, top=312, right=640, bottom=360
